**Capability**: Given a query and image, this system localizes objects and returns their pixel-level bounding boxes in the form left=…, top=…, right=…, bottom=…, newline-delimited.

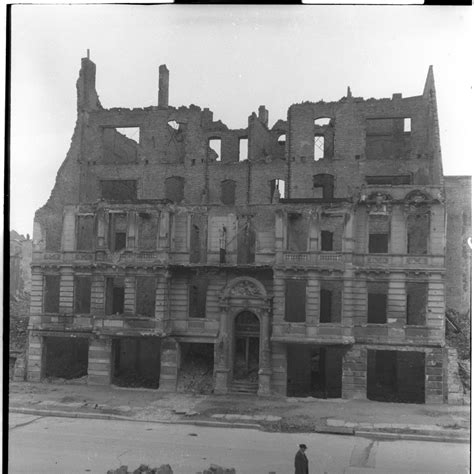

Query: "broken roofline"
left=77, top=56, right=437, bottom=129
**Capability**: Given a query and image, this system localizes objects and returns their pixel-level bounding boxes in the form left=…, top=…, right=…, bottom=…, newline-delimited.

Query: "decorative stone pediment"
left=220, top=277, right=269, bottom=308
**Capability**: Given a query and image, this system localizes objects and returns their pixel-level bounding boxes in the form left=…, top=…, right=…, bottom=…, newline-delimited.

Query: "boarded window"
left=367, top=282, right=388, bottom=324
left=165, top=176, right=184, bottom=203
left=105, top=277, right=125, bottom=315
left=321, top=231, right=333, bottom=251
left=406, top=282, right=428, bottom=325
left=237, top=216, right=256, bottom=264
left=189, top=276, right=208, bottom=318
left=44, top=275, right=60, bottom=313
left=320, top=281, right=342, bottom=323
left=285, top=280, right=306, bottom=322
left=407, top=213, right=429, bottom=255
left=136, top=277, right=156, bottom=317
left=366, top=175, right=411, bottom=185
left=108, top=213, right=127, bottom=252
left=287, top=213, right=308, bottom=252
left=221, top=180, right=236, bottom=205
left=74, top=276, right=91, bottom=314
left=138, top=212, right=158, bottom=250
left=100, top=180, right=137, bottom=201
left=369, top=215, right=389, bottom=253
left=76, top=215, right=95, bottom=251
left=313, top=174, right=334, bottom=200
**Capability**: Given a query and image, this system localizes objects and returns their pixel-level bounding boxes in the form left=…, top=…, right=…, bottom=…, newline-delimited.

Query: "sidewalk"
left=9, top=381, right=470, bottom=443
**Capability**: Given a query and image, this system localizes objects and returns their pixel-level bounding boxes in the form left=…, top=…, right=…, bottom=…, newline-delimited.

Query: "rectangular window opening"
left=314, top=135, right=324, bottom=161
left=321, top=231, right=333, bottom=251
left=136, top=277, right=156, bottom=318
left=367, top=283, right=388, bottom=324
left=285, top=280, right=306, bottom=322
left=404, top=118, right=411, bottom=133
left=406, top=282, right=428, bottom=325
left=100, top=180, right=137, bottom=201
left=116, top=127, right=140, bottom=143
left=209, top=138, right=221, bottom=162
left=239, top=138, right=248, bottom=161
left=74, top=276, right=91, bottom=314
left=189, top=277, right=208, bottom=318
left=108, top=213, right=127, bottom=252
left=106, top=277, right=125, bottom=315
left=76, top=215, right=95, bottom=251
left=287, top=213, right=308, bottom=252
left=44, top=275, right=60, bottom=313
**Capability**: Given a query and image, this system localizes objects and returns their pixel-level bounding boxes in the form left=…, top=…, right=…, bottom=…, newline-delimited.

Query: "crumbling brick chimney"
left=258, top=105, right=268, bottom=127
left=159, top=64, right=169, bottom=108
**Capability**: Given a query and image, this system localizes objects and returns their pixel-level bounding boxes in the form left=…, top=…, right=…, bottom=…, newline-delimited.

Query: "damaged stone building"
left=26, top=56, right=470, bottom=403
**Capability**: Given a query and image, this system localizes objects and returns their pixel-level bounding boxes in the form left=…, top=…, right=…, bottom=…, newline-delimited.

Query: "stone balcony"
left=29, top=314, right=93, bottom=332
left=353, top=253, right=445, bottom=270
left=281, top=251, right=347, bottom=268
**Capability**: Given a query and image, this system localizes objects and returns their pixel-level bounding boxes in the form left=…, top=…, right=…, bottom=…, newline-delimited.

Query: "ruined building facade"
left=26, top=57, right=468, bottom=403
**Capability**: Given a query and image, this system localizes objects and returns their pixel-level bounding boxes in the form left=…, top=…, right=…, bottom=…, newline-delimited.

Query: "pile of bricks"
left=106, top=464, right=237, bottom=474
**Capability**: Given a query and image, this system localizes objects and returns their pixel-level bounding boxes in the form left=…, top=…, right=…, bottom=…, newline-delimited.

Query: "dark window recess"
left=237, top=217, right=256, bottom=264
left=369, top=234, right=388, bottom=253
left=165, top=176, right=184, bottom=203
left=136, top=277, right=156, bottom=317
left=320, top=289, right=332, bottom=323
left=313, top=174, right=335, bottom=200
left=106, top=277, right=125, bottom=315
left=221, top=180, right=236, bottom=205
left=44, top=275, right=60, bottom=313
left=44, top=337, right=89, bottom=380
left=285, top=280, right=306, bottom=322
left=365, top=117, right=412, bottom=161
left=287, top=213, right=308, bottom=252
left=190, top=214, right=207, bottom=264
left=366, top=175, right=411, bottom=185
left=321, top=231, right=333, bottom=251
left=406, top=282, right=428, bottom=325
left=74, top=276, right=91, bottom=314
left=407, top=213, right=429, bottom=255
left=76, top=215, right=95, bottom=251
left=189, top=277, right=208, bottom=318
left=108, top=213, right=127, bottom=252
left=102, top=128, right=139, bottom=164
left=368, top=292, right=387, bottom=324
left=100, top=180, right=137, bottom=201
left=138, top=213, right=158, bottom=250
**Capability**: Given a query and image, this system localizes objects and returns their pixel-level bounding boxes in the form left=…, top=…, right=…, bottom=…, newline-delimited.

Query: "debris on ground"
left=106, top=464, right=237, bottom=474
left=177, top=357, right=214, bottom=394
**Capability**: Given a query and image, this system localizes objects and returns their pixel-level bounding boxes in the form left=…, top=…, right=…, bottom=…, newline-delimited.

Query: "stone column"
left=88, top=337, right=112, bottom=385
left=258, top=309, right=272, bottom=396
left=26, top=332, right=44, bottom=382
left=214, top=303, right=230, bottom=394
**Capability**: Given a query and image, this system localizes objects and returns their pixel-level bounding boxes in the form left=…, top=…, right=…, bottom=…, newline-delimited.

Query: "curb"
left=9, top=407, right=263, bottom=431
left=354, top=429, right=470, bottom=444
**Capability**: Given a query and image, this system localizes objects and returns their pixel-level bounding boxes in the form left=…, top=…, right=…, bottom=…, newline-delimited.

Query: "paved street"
left=8, top=414, right=469, bottom=474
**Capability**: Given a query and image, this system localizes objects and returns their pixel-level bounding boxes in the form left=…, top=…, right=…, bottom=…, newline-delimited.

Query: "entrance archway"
left=233, top=311, right=260, bottom=382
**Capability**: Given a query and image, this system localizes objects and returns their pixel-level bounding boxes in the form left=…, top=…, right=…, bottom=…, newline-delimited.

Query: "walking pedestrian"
left=294, top=443, right=309, bottom=474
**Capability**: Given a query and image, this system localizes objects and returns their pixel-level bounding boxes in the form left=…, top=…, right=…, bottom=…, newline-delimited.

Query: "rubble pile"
left=9, top=292, right=30, bottom=352
left=446, top=309, right=471, bottom=391
left=177, top=356, right=214, bottom=394
left=106, top=464, right=237, bottom=474
left=113, top=373, right=160, bottom=389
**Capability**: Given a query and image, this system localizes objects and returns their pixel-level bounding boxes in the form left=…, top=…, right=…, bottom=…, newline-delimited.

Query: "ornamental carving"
left=229, top=280, right=262, bottom=297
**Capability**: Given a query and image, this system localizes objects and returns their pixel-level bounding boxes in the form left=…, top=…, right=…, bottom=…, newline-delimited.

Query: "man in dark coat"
left=294, top=443, right=309, bottom=474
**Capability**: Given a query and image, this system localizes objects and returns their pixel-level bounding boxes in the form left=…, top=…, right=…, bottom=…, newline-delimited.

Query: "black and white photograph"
left=8, top=4, right=472, bottom=473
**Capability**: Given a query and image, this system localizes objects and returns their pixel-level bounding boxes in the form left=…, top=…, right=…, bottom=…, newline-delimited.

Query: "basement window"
left=239, top=138, right=248, bottom=161
left=108, top=213, right=127, bottom=252
left=285, top=280, right=306, bottom=322
left=136, top=277, right=156, bottom=318
left=221, top=180, right=236, bottom=205
left=406, top=282, right=428, bottom=325
left=189, top=276, right=208, bottom=319
left=76, top=215, right=95, bottom=251
left=105, top=277, right=125, bottom=315
left=367, top=282, right=388, bottom=324
left=100, top=180, right=137, bottom=201
left=74, top=276, right=91, bottom=314
left=165, top=176, right=185, bottom=203
left=44, top=275, right=60, bottom=313
left=208, top=138, right=221, bottom=162
left=321, top=231, right=333, bottom=251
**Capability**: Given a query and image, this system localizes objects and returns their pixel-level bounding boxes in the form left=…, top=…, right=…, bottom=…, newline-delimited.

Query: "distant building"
left=10, top=230, right=32, bottom=297
left=26, top=57, right=471, bottom=403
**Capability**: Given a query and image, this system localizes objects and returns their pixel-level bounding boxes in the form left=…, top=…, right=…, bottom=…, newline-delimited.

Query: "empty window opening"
left=237, top=216, right=256, bottom=264
left=102, top=128, right=139, bottom=164
left=320, top=282, right=342, bottom=323
left=165, top=176, right=185, bottom=203
left=74, top=276, right=91, bottom=314
left=285, top=280, right=306, bottom=322
left=100, top=180, right=137, bottom=201
left=406, top=282, right=428, bottom=325
left=189, top=276, right=208, bottom=318
left=221, top=180, right=236, bottom=205
left=366, top=175, right=411, bottom=185
left=136, top=276, right=156, bottom=317
left=168, top=120, right=179, bottom=130
left=105, top=277, right=125, bottom=315
left=404, top=118, right=411, bottom=133
left=112, top=337, right=160, bottom=389
left=177, top=343, right=214, bottom=394
left=287, top=345, right=343, bottom=398
left=365, top=117, right=411, bottom=161
left=277, top=134, right=286, bottom=145
left=239, top=138, right=248, bottom=161
left=314, top=118, right=331, bottom=127
left=407, top=212, right=429, bottom=255
left=108, top=213, right=127, bottom=252
left=208, top=138, right=221, bottom=162
left=190, top=214, right=207, bottom=264
left=367, top=282, right=388, bottom=324
left=287, top=213, right=309, bottom=252
left=313, top=174, right=335, bottom=200
left=321, top=231, right=333, bottom=251
left=314, top=136, right=325, bottom=161
left=270, top=179, right=285, bottom=202
left=138, top=212, right=158, bottom=250
left=369, top=215, right=389, bottom=253
left=367, top=350, right=425, bottom=403
left=76, top=215, right=95, bottom=251
left=116, top=127, right=140, bottom=143
left=234, top=311, right=260, bottom=383
left=44, top=275, right=60, bottom=313
left=44, top=337, right=89, bottom=380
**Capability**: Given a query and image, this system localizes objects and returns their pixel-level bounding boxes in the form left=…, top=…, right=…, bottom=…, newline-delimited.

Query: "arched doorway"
left=233, top=311, right=260, bottom=382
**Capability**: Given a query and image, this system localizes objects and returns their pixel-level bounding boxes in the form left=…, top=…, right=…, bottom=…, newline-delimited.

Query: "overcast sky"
left=10, top=4, right=474, bottom=236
